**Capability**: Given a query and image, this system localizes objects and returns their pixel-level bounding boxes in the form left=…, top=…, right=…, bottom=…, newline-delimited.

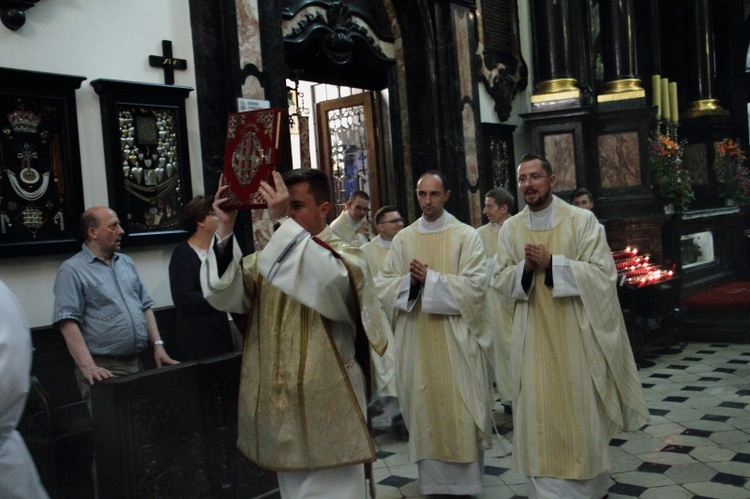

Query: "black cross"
left=149, top=40, right=187, bottom=85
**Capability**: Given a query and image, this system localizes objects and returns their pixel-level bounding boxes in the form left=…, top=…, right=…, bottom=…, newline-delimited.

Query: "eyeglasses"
left=517, top=174, right=549, bottom=184
left=379, top=218, right=404, bottom=225
left=353, top=205, right=370, bottom=213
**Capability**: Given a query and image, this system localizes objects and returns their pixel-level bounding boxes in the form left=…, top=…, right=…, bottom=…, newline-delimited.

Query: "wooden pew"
left=21, top=325, right=95, bottom=498
left=20, top=307, right=274, bottom=498
left=91, top=351, right=279, bottom=498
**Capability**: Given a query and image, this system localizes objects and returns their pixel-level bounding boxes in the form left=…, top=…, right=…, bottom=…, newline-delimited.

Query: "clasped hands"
left=356, top=221, right=371, bottom=237
left=524, top=243, right=551, bottom=273
left=409, top=259, right=429, bottom=286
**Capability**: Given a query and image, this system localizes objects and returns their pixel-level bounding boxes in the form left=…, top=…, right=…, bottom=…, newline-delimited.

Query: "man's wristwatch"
left=153, top=339, right=165, bottom=347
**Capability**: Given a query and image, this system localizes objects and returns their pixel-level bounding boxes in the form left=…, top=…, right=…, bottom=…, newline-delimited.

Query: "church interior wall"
left=0, top=0, right=537, bottom=327
left=0, top=1, right=201, bottom=327
left=478, top=0, right=533, bottom=181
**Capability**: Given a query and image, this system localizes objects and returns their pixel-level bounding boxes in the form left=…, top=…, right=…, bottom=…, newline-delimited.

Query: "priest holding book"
left=201, top=169, right=390, bottom=498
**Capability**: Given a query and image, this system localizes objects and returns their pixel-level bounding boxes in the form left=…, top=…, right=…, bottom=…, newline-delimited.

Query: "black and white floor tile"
left=369, top=342, right=750, bottom=499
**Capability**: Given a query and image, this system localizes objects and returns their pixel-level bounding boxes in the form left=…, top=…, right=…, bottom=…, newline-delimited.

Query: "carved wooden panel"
left=92, top=354, right=278, bottom=498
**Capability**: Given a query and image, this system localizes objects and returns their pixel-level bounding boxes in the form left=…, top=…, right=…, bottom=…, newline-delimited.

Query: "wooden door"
left=316, top=92, right=381, bottom=216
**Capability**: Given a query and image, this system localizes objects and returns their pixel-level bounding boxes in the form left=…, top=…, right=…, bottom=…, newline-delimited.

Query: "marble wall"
left=543, top=133, right=576, bottom=191
left=598, top=131, right=641, bottom=188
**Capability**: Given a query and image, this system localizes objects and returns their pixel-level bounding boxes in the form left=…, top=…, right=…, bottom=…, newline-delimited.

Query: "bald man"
left=53, top=207, right=177, bottom=409
left=377, top=171, right=493, bottom=496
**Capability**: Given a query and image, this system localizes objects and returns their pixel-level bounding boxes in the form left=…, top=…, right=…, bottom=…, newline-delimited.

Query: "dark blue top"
left=168, top=241, right=234, bottom=361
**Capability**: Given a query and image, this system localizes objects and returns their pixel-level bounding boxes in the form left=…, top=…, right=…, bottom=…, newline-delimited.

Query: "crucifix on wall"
left=149, top=40, right=187, bottom=85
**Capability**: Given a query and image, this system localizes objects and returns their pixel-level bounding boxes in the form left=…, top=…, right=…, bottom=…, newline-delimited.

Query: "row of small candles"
left=612, top=247, right=676, bottom=288
left=652, top=74, right=679, bottom=123
left=625, top=269, right=675, bottom=288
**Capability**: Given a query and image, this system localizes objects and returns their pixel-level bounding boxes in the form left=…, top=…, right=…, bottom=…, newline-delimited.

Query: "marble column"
left=530, top=0, right=579, bottom=103
left=683, top=0, right=724, bottom=118
left=598, top=0, right=644, bottom=101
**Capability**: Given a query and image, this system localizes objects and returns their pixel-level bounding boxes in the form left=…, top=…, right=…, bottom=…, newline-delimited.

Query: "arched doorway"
left=189, top=0, right=465, bottom=227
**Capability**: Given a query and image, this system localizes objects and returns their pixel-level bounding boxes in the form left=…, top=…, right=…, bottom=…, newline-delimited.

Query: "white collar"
left=418, top=211, right=450, bottom=232
left=376, top=235, right=392, bottom=248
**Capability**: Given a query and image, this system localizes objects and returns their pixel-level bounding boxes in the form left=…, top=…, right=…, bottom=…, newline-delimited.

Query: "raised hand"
left=258, top=170, right=290, bottom=223
left=213, top=174, right=238, bottom=239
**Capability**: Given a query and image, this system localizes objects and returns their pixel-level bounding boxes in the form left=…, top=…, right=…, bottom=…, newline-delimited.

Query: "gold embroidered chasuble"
left=202, top=222, right=388, bottom=472
left=377, top=214, right=493, bottom=463
left=493, top=198, right=649, bottom=479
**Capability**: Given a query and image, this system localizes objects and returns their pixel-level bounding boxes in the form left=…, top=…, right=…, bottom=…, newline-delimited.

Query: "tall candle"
left=669, top=81, right=679, bottom=123
left=652, top=74, right=662, bottom=119
left=661, top=78, right=671, bottom=123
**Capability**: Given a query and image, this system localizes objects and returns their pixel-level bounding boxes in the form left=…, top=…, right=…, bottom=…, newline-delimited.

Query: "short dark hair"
left=417, top=170, right=450, bottom=191
left=181, top=195, right=214, bottom=233
left=570, top=187, right=593, bottom=203
left=519, top=153, right=553, bottom=176
left=349, top=190, right=370, bottom=202
left=79, top=211, right=100, bottom=242
left=282, top=168, right=331, bottom=205
left=485, top=187, right=515, bottom=210
left=374, top=205, right=399, bottom=224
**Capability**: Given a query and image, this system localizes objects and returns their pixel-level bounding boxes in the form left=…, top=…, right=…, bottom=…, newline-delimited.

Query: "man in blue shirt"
left=53, top=206, right=177, bottom=407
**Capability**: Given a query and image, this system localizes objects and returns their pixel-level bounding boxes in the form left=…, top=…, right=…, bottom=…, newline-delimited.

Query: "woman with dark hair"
left=168, top=196, right=235, bottom=361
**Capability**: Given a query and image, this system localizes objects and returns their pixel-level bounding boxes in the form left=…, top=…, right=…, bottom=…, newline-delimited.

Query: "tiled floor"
left=370, top=342, right=750, bottom=499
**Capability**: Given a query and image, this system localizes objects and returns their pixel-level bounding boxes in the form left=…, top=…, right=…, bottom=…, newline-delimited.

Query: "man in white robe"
left=570, top=186, right=607, bottom=241
left=492, top=154, right=649, bottom=498
left=330, top=190, right=372, bottom=246
left=0, top=279, right=49, bottom=499
left=201, top=169, right=389, bottom=499
left=477, top=187, right=515, bottom=405
left=361, top=205, right=406, bottom=438
left=377, top=171, right=493, bottom=496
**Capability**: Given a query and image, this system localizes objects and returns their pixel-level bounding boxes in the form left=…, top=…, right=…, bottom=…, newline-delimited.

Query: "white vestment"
left=477, top=222, right=512, bottom=402
left=0, top=279, right=49, bottom=499
left=377, top=212, right=493, bottom=495
left=330, top=210, right=370, bottom=247
left=201, top=220, right=389, bottom=499
left=360, top=235, right=397, bottom=399
left=492, top=196, right=649, bottom=498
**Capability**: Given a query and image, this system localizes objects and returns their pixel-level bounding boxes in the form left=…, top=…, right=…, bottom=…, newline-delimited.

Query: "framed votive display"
left=0, top=67, right=86, bottom=258
left=91, top=79, right=193, bottom=246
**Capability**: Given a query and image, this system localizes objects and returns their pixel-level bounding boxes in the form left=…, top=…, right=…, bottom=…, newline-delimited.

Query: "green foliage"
left=649, top=131, right=694, bottom=211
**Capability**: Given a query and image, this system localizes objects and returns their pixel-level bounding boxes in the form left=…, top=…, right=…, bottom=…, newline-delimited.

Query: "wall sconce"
left=1, top=0, right=41, bottom=31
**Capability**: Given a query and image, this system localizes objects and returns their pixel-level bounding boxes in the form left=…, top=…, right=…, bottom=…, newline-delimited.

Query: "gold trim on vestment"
left=298, top=305, right=310, bottom=463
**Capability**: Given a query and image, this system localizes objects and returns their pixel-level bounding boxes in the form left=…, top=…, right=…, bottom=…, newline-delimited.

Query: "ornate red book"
left=221, top=107, right=286, bottom=209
